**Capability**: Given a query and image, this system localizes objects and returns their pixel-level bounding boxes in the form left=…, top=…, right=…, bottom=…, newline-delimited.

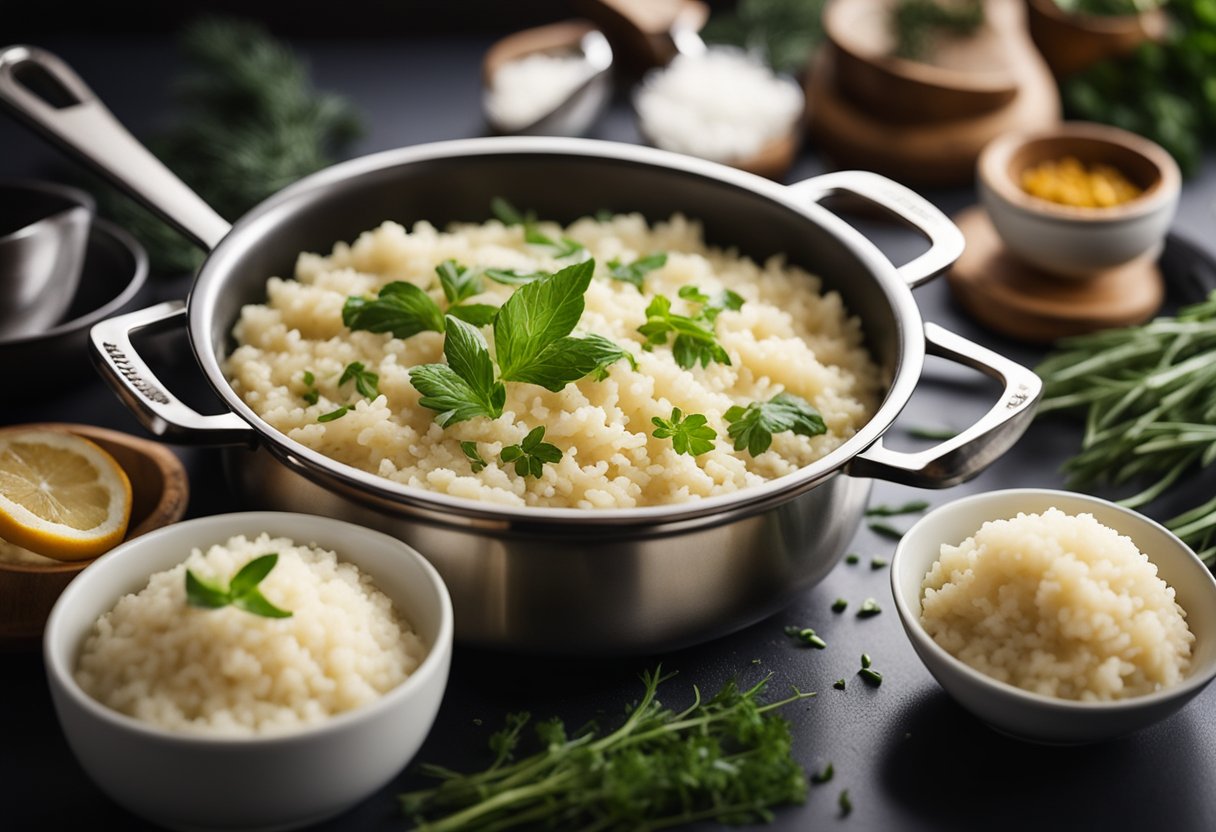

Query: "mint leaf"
left=343, top=281, right=445, bottom=339
left=701, top=289, right=745, bottom=322
left=484, top=268, right=546, bottom=286
left=501, top=426, right=563, bottom=477
left=495, top=260, right=595, bottom=381
left=461, top=441, right=488, bottom=473
left=232, top=588, right=293, bottom=619
left=444, top=316, right=498, bottom=403
left=437, top=259, right=482, bottom=304
left=491, top=197, right=533, bottom=227
left=411, top=316, right=505, bottom=426
left=339, top=361, right=380, bottom=399
left=724, top=393, right=827, bottom=456
left=185, top=554, right=292, bottom=619
left=503, top=334, right=635, bottom=392
left=652, top=407, right=717, bottom=456
left=228, top=553, right=279, bottom=597
left=447, top=303, right=500, bottom=326
left=608, top=252, right=667, bottom=291
left=524, top=226, right=586, bottom=259
left=186, top=570, right=229, bottom=609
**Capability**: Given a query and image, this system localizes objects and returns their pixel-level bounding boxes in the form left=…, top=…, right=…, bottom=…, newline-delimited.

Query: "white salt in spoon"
left=481, top=21, right=614, bottom=137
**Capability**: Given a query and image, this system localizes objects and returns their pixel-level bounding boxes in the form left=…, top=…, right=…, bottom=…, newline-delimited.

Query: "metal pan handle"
left=0, top=44, right=230, bottom=251
left=89, top=301, right=255, bottom=446
left=787, top=170, right=965, bottom=288
left=846, top=324, right=1041, bottom=488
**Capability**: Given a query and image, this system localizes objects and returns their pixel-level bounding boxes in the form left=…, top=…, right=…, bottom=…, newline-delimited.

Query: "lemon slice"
left=0, top=430, right=133, bottom=561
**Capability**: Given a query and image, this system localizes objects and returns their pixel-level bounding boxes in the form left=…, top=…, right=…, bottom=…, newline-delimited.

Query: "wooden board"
left=945, top=206, right=1165, bottom=343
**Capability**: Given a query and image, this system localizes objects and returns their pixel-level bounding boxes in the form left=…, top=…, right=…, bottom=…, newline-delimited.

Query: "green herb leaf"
left=860, top=653, right=872, bottom=669
left=318, top=405, right=350, bottom=422
left=724, top=393, right=827, bottom=456
left=607, top=252, right=667, bottom=290
left=232, top=587, right=293, bottom=619
left=857, top=598, right=882, bottom=618
left=302, top=389, right=319, bottom=406
left=185, top=570, right=230, bottom=609
left=870, top=557, right=888, bottom=570
left=229, top=553, right=280, bottom=597
left=637, top=289, right=740, bottom=370
left=652, top=407, right=718, bottom=456
left=845, top=553, right=860, bottom=565
left=865, top=500, right=929, bottom=517
left=494, top=260, right=595, bottom=381
left=490, top=197, right=533, bottom=227
left=343, top=281, right=446, bottom=339
left=436, top=259, right=482, bottom=305
left=858, top=668, right=883, bottom=687
left=867, top=520, right=905, bottom=540
left=339, top=361, right=380, bottom=399
left=832, top=598, right=848, bottom=613
left=524, top=226, right=586, bottom=259
left=503, top=333, right=635, bottom=391
left=833, top=678, right=847, bottom=690
left=839, top=789, right=853, bottom=816
left=411, top=317, right=506, bottom=427
left=446, top=303, right=500, bottom=327
left=302, top=370, right=315, bottom=386
left=784, top=625, right=827, bottom=649
left=461, top=441, right=488, bottom=473
left=483, top=268, right=547, bottom=285
left=500, top=426, right=563, bottom=478
left=811, top=762, right=834, bottom=784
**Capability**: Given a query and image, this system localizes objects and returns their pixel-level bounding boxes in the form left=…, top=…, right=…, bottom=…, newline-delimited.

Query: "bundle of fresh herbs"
left=890, top=0, right=985, bottom=61
left=1035, top=291, right=1216, bottom=564
left=399, top=667, right=814, bottom=831
left=91, top=17, right=362, bottom=273
left=1062, top=0, right=1216, bottom=176
left=700, top=0, right=827, bottom=74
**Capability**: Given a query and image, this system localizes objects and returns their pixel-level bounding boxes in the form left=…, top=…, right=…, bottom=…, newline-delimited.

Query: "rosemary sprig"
left=1036, top=292, right=1216, bottom=565
left=399, top=667, right=814, bottom=831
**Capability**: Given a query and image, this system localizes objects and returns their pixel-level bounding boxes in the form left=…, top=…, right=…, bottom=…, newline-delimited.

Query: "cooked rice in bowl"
left=224, top=212, right=883, bottom=509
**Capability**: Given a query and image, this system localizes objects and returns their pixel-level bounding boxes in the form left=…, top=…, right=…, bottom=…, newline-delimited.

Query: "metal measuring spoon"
left=482, top=21, right=614, bottom=137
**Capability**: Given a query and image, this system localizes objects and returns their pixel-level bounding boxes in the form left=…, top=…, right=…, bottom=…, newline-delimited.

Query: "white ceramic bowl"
left=891, top=489, right=1216, bottom=745
left=44, top=512, right=454, bottom=832
left=978, top=122, right=1180, bottom=279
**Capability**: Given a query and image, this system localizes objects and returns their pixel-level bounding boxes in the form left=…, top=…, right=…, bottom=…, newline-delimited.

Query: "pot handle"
left=846, top=324, right=1041, bottom=488
left=89, top=301, right=256, bottom=446
left=0, top=45, right=230, bottom=251
left=787, top=170, right=965, bottom=288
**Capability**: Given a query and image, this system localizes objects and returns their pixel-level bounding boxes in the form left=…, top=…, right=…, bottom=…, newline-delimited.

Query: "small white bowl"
left=44, top=511, right=453, bottom=832
left=891, top=489, right=1216, bottom=745
left=977, top=122, right=1181, bottom=279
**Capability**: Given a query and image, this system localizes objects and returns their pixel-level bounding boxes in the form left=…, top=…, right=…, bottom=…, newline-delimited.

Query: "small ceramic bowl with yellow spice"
left=977, top=121, right=1181, bottom=279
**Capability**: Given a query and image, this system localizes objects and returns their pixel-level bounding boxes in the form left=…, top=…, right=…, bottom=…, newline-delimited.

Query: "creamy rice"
left=225, top=213, right=882, bottom=509
left=920, top=508, right=1194, bottom=701
left=75, top=534, right=424, bottom=736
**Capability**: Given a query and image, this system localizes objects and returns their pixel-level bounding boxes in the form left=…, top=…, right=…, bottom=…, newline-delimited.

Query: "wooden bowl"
left=1025, top=0, right=1169, bottom=79
left=823, top=0, right=1019, bottom=124
left=0, top=423, right=188, bottom=649
left=977, top=121, right=1181, bottom=279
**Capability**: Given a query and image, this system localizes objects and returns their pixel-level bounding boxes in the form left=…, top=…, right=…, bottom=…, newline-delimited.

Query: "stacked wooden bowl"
left=807, top=0, right=1061, bottom=185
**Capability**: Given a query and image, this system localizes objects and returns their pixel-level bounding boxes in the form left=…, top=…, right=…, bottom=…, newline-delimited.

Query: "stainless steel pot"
left=1, top=46, right=1042, bottom=652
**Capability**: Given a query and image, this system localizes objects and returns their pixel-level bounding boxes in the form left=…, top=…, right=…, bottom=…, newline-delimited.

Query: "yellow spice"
left=1020, top=156, right=1143, bottom=208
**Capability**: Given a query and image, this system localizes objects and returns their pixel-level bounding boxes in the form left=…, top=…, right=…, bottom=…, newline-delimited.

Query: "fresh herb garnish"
left=302, top=389, right=319, bottom=406
left=1036, top=292, right=1216, bottom=565
left=811, top=762, right=835, bottom=785
left=343, top=280, right=446, bottom=339
left=870, top=557, right=888, bottom=570
left=185, top=553, right=292, bottom=618
left=839, top=789, right=853, bottom=816
left=398, top=666, right=815, bottom=831
left=725, top=393, right=827, bottom=456
left=436, top=259, right=500, bottom=326
left=490, top=196, right=535, bottom=227
left=302, top=370, right=315, bottom=386
left=638, top=287, right=743, bottom=370
left=483, top=268, right=547, bottom=286
left=865, top=500, right=929, bottom=517
left=339, top=361, right=380, bottom=399
left=892, top=0, right=984, bottom=61
left=607, top=252, right=667, bottom=291
left=460, top=441, right=488, bottom=473
left=651, top=407, right=718, bottom=456
left=410, top=262, right=632, bottom=427
left=858, top=668, right=883, bottom=687
left=700, top=0, right=827, bottom=74
left=833, top=678, right=847, bottom=690
left=524, top=226, right=586, bottom=260
left=857, top=598, right=882, bottom=618
left=318, top=405, right=350, bottom=422
left=500, top=426, right=563, bottom=478
left=784, top=625, right=827, bottom=649
left=845, top=553, right=860, bottom=565
left=861, top=653, right=872, bottom=669
left=867, top=520, right=905, bottom=540
left=832, top=598, right=848, bottom=613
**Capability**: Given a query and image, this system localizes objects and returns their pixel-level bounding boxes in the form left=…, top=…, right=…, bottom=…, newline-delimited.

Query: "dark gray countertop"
left=3, top=31, right=1216, bottom=832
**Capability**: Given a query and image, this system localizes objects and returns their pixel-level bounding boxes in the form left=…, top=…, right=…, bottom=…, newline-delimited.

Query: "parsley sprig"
left=339, top=361, right=380, bottom=399
left=398, top=667, right=814, bottom=831
left=492, top=197, right=587, bottom=260
left=638, top=285, right=743, bottom=369
left=607, top=252, right=667, bottom=291
left=185, top=553, right=292, bottom=619
left=724, top=393, right=827, bottom=456
left=652, top=407, right=718, bottom=456
left=500, top=426, right=563, bottom=478
left=409, top=261, right=633, bottom=426
left=342, top=259, right=500, bottom=338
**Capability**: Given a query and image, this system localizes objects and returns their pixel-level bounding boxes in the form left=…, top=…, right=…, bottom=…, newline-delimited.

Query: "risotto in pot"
left=224, top=211, right=883, bottom=508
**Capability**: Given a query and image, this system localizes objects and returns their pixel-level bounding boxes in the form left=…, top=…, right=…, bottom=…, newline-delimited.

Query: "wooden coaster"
left=946, top=206, right=1165, bottom=343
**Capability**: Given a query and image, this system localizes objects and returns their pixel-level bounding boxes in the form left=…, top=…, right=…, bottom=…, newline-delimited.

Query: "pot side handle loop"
left=0, top=45, right=230, bottom=252
left=89, top=301, right=255, bottom=446
left=787, top=170, right=965, bottom=288
left=846, top=324, right=1042, bottom=488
